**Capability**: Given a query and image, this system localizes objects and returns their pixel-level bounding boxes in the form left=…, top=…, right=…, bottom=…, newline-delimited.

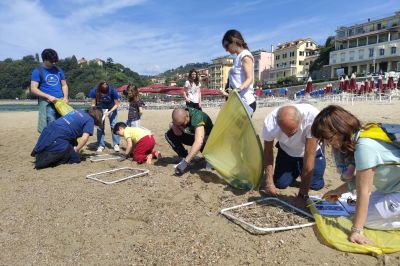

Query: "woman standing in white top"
left=222, top=29, right=256, bottom=115
left=183, top=69, right=202, bottom=110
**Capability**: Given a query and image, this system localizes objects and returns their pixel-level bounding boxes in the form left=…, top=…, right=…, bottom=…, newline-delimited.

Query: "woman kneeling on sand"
left=311, top=105, right=400, bottom=244
left=31, top=107, right=103, bottom=169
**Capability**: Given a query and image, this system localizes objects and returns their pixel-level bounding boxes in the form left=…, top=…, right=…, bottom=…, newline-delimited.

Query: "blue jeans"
left=127, top=119, right=141, bottom=127
left=273, top=142, right=326, bottom=190
left=97, top=110, right=120, bottom=148
left=46, top=103, right=61, bottom=124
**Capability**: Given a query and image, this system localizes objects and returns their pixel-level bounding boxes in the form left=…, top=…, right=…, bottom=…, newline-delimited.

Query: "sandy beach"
left=1, top=101, right=400, bottom=265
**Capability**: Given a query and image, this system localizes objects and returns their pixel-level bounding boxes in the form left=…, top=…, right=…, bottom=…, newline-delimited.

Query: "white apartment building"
left=329, top=11, right=400, bottom=77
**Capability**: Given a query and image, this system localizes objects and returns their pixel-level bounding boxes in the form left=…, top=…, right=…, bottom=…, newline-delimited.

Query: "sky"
left=0, top=0, right=399, bottom=75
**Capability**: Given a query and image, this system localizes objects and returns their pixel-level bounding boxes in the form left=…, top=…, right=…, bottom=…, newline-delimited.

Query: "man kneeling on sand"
left=165, top=107, right=213, bottom=175
left=260, top=104, right=326, bottom=205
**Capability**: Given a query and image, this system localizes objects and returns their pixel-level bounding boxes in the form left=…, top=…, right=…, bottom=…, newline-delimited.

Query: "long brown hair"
left=311, top=105, right=361, bottom=157
left=95, top=80, right=109, bottom=103
left=222, top=29, right=249, bottom=50
left=126, top=84, right=139, bottom=103
left=86, top=107, right=103, bottom=127
left=188, top=69, right=199, bottom=86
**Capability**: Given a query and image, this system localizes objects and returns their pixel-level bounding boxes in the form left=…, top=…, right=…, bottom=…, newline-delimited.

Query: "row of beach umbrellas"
left=305, top=74, right=400, bottom=95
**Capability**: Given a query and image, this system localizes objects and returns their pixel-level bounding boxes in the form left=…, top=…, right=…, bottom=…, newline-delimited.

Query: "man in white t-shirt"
left=260, top=104, right=326, bottom=205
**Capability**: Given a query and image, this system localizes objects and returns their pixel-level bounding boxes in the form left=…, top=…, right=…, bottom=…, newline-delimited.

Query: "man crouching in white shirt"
left=260, top=104, right=326, bottom=206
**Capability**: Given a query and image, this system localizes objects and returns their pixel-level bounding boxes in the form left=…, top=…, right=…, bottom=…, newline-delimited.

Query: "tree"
left=309, top=36, right=335, bottom=73
left=277, top=76, right=299, bottom=86
left=0, top=55, right=149, bottom=99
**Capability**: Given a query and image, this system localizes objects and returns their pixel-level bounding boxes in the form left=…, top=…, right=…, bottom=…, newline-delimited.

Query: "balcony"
left=329, top=39, right=400, bottom=65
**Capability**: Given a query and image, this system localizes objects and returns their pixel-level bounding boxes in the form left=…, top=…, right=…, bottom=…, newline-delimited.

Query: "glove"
left=175, top=159, right=189, bottom=176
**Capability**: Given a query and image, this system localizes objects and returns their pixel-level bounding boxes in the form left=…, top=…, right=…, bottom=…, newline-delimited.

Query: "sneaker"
left=96, top=146, right=105, bottom=153
left=114, top=144, right=120, bottom=152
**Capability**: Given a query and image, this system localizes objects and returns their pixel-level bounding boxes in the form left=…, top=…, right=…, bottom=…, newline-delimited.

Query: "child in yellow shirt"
left=113, top=122, right=160, bottom=164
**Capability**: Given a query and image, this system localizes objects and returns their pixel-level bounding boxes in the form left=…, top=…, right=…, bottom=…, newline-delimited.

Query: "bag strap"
left=37, top=64, right=45, bottom=85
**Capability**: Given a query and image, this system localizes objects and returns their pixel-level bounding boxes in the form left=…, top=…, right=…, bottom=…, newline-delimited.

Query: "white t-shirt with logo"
left=184, top=80, right=201, bottom=103
left=262, top=104, right=320, bottom=157
left=228, top=49, right=255, bottom=105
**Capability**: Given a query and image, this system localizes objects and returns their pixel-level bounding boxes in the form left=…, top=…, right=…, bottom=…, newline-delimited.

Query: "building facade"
left=269, top=38, right=318, bottom=83
left=208, top=56, right=234, bottom=90
left=196, top=68, right=209, bottom=87
left=251, top=49, right=274, bottom=83
left=329, top=11, right=400, bottom=77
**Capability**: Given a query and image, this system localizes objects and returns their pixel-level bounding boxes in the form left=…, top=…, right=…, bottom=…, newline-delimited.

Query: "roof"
left=276, top=38, right=316, bottom=50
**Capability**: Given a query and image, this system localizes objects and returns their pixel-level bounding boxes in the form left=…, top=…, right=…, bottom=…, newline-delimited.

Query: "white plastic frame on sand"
left=220, top=197, right=315, bottom=234
left=89, top=154, right=123, bottom=162
left=86, top=167, right=149, bottom=185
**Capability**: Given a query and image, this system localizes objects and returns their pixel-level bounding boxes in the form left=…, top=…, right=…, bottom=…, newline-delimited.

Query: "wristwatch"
left=298, top=192, right=309, bottom=200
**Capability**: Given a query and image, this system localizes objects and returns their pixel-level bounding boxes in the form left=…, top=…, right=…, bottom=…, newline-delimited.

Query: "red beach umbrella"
left=344, top=75, right=349, bottom=92
left=364, top=80, right=369, bottom=93
left=378, top=75, right=383, bottom=92
left=369, top=79, right=374, bottom=92
left=305, top=77, right=313, bottom=93
left=359, top=84, right=365, bottom=94
left=349, top=73, right=357, bottom=92
left=388, top=76, right=394, bottom=90
left=339, top=77, right=344, bottom=91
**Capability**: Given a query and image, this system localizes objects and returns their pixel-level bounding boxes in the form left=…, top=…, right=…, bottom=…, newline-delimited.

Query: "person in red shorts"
left=113, top=122, right=161, bottom=164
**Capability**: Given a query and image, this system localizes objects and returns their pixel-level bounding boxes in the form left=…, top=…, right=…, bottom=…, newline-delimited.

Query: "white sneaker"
left=96, top=146, right=105, bottom=153
left=114, top=144, right=120, bottom=152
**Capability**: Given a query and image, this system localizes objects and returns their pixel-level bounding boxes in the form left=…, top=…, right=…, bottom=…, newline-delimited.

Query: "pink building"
left=252, top=49, right=274, bottom=83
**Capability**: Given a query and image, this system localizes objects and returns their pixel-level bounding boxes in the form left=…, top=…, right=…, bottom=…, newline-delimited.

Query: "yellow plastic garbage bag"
left=203, top=90, right=263, bottom=190
left=54, top=99, right=74, bottom=116
left=54, top=99, right=84, bottom=150
left=309, top=204, right=400, bottom=256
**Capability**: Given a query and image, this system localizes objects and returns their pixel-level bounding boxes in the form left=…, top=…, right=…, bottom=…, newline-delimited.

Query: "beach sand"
left=1, top=101, right=399, bottom=265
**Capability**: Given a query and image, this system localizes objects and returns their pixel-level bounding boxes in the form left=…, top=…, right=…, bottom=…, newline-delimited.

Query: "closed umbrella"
left=364, top=80, right=369, bottom=94
left=369, top=79, right=375, bottom=93
left=339, top=77, right=344, bottom=91
left=383, top=77, right=388, bottom=93
left=378, top=75, right=383, bottom=92
left=397, top=79, right=400, bottom=90
left=388, top=75, right=394, bottom=90
left=344, top=75, right=349, bottom=92
left=305, top=77, right=313, bottom=93
left=349, top=73, right=357, bottom=92
left=360, top=84, right=365, bottom=94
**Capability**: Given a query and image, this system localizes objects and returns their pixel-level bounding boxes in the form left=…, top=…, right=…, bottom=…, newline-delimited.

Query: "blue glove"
left=175, top=159, right=189, bottom=176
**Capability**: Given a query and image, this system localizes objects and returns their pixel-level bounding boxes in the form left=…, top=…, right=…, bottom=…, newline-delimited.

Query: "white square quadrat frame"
left=220, top=197, right=315, bottom=234
left=86, top=167, right=150, bottom=185
left=89, top=154, right=123, bottom=162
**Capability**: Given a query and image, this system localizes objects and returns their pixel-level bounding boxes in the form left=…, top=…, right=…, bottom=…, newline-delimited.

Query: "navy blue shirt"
left=55, top=110, right=95, bottom=138
left=31, top=65, right=65, bottom=98
left=89, top=86, right=119, bottom=110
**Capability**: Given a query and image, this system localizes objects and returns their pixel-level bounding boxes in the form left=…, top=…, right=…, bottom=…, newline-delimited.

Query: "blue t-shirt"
left=88, top=86, right=119, bottom=110
left=31, top=65, right=65, bottom=98
left=54, top=110, right=94, bottom=139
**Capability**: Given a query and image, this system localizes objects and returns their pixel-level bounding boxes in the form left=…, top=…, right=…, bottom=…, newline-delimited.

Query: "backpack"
left=359, top=123, right=400, bottom=147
